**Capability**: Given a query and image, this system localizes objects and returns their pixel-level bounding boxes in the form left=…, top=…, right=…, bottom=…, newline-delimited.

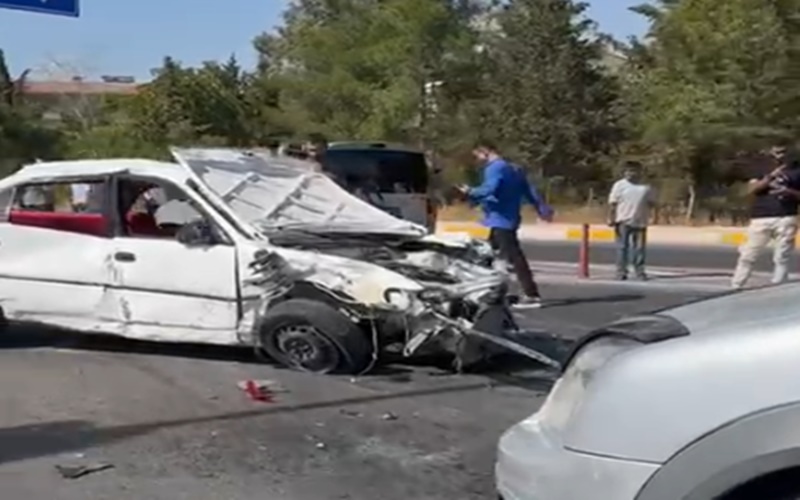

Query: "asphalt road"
left=0, top=283, right=711, bottom=499
left=521, top=240, right=790, bottom=273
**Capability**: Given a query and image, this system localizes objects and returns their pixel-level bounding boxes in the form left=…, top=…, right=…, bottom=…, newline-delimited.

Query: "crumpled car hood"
left=265, top=244, right=424, bottom=305
left=247, top=241, right=504, bottom=309
left=171, top=147, right=428, bottom=238
left=170, top=147, right=504, bottom=305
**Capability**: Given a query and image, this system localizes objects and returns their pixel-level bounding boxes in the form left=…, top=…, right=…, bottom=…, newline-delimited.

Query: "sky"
left=0, top=0, right=649, bottom=81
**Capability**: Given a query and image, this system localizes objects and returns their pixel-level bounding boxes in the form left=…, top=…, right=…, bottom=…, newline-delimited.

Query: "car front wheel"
left=257, top=299, right=373, bottom=375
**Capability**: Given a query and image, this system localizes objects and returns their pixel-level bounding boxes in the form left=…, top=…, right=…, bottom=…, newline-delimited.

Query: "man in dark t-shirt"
left=732, top=146, right=800, bottom=288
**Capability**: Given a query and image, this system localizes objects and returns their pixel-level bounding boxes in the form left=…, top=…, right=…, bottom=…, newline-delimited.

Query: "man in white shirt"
left=71, top=183, right=90, bottom=212
left=608, top=161, right=655, bottom=280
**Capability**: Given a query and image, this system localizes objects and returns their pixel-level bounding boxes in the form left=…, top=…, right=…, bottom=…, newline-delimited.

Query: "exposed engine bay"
left=262, top=230, right=557, bottom=371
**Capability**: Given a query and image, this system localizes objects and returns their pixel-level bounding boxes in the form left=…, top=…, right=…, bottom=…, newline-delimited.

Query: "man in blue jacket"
left=459, top=140, right=554, bottom=308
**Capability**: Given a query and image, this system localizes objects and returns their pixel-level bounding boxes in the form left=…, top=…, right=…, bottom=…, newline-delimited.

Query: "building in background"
left=19, top=75, right=139, bottom=122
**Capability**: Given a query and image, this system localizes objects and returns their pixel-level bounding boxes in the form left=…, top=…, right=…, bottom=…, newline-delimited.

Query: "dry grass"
left=437, top=203, right=746, bottom=226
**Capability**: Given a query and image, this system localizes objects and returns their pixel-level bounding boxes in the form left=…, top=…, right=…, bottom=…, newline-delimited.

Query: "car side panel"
left=109, top=237, right=240, bottom=344
left=0, top=223, right=122, bottom=331
left=635, top=403, right=800, bottom=500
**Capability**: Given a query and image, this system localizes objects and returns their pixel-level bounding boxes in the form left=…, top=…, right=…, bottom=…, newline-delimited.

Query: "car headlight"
left=384, top=288, right=412, bottom=310
left=535, top=336, right=640, bottom=431
left=534, top=314, right=689, bottom=431
left=418, top=286, right=453, bottom=304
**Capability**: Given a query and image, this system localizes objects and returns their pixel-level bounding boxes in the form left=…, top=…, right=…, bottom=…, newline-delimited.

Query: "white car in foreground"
left=0, top=152, right=557, bottom=374
left=497, top=284, right=800, bottom=499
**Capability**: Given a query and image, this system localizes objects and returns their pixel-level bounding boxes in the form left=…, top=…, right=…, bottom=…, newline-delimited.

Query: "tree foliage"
left=485, top=0, right=622, bottom=182
left=0, top=0, right=796, bottom=220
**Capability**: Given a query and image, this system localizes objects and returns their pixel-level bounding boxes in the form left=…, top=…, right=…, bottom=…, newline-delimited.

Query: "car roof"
left=7, top=159, right=191, bottom=186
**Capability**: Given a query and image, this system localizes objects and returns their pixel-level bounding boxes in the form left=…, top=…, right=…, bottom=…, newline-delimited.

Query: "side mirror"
left=176, top=219, right=216, bottom=246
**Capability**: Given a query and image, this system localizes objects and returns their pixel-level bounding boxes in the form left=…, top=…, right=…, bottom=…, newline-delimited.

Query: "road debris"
left=55, top=462, right=114, bottom=479
left=381, top=412, right=399, bottom=421
left=237, top=379, right=287, bottom=403
left=315, top=442, right=327, bottom=450
left=339, top=408, right=363, bottom=418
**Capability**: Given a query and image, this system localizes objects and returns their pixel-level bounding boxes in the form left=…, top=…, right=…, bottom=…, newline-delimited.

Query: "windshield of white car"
left=186, top=178, right=255, bottom=240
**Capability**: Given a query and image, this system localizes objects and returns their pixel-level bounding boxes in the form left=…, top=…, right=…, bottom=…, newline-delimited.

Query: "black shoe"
left=615, top=274, right=628, bottom=281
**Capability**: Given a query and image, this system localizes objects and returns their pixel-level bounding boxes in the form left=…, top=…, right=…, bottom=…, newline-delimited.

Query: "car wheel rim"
left=274, top=325, right=340, bottom=373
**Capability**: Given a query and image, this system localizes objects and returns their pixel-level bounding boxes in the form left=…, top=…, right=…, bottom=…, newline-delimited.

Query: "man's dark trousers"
left=489, top=227, right=540, bottom=298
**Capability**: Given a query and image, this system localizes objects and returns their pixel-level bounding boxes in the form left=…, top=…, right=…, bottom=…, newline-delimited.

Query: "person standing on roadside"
left=306, top=133, right=329, bottom=172
left=306, top=133, right=348, bottom=189
left=458, top=140, right=554, bottom=309
left=608, top=161, right=655, bottom=281
left=731, top=146, right=800, bottom=289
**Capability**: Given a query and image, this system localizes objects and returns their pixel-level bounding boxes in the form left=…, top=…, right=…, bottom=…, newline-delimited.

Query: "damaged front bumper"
left=248, top=246, right=561, bottom=373
left=383, top=280, right=561, bottom=372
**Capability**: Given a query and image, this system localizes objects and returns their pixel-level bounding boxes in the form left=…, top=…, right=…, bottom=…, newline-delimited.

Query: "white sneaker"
left=512, top=296, right=543, bottom=310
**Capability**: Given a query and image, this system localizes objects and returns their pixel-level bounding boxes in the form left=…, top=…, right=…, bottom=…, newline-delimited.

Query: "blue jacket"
left=467, top=158, right=553, bottom=230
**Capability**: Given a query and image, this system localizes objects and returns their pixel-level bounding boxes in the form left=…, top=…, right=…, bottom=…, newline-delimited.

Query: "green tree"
left=0, top=49, right=62, bottom=173
left=485, top=0, right=622, bottom=189
left=254, top=0, right=487, bottom=143
left=627, top=0, right=800, bottom=220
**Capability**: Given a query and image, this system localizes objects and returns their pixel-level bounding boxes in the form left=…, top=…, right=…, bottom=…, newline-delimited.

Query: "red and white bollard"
left=578, top=223, right=590, bottom=279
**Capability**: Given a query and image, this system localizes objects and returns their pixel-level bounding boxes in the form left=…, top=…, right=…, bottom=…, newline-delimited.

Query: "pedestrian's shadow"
left=544, top=293, right=643, bottom=308
left=653, top=272, right=730, bottom=280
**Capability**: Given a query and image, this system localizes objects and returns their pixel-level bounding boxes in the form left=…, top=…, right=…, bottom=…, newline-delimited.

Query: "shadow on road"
left=545, top=293, right=643, bottom=308
left=653, top=272, right=731, bottom=280
left=0, top=325, right=267, bottom=365
left=0, top=324, right=563, bottom=381
left=0, top=380, right=500, bottom=466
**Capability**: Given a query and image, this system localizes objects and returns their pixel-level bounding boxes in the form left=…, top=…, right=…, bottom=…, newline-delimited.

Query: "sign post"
left=0, top=0, right=79, bottom=17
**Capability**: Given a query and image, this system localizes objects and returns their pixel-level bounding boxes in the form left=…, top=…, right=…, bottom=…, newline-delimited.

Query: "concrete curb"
left=528, top=261, right=784, bottom=293
left=533, top=274, right=731, bottom=293
left=435, top=222, right=776, bottom=247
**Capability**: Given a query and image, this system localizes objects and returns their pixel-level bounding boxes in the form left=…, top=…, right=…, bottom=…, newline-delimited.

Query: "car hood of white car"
left=170, top=147, right=428, bottom=239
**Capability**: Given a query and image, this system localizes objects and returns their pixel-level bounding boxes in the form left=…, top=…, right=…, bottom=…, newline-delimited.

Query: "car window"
left=324, top=149, right=429, bottom=194
left=8, top=180, right=109, bottom=237
left=0, top=187, right=15, bottom=222
left=118, top=178, right=210, bottom=240
left=13, top=180, right=105, bottom=214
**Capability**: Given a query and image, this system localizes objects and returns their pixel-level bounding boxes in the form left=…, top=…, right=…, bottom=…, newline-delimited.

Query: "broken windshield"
left=171, top=147, right=427, bottom=237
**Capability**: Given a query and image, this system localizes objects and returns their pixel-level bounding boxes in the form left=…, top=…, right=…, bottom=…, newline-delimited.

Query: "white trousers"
left=731, top=216, right=798, bottom=289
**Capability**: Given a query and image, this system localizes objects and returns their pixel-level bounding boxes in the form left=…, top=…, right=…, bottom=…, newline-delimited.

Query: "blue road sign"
left=0, top=0, right=78, bottom=17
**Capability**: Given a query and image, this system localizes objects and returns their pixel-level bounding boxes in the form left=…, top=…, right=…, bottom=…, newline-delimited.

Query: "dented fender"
left=264, top=246, right=423, bottom=307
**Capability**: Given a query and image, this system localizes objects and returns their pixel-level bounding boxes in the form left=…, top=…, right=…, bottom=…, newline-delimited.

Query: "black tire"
left=722, top=471, right=800, bottom=500
left=258, top=299, right=373, bottom=374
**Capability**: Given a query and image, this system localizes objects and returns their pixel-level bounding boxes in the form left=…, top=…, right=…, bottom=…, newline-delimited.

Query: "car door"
left=108, top=174, right=240, bottom=345
left=0, top=176, right=122, bottom=332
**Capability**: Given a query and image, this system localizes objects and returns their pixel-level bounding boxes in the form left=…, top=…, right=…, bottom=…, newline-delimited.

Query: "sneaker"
left=635, top=273, right=648, bottom=281
left=512, top=296, right=543, bottom=310
left=615, top=275, right=628, bottom=281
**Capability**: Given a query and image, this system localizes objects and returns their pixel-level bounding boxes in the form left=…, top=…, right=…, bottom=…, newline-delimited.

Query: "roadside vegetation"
left=1, top=0, right=798, bottom=225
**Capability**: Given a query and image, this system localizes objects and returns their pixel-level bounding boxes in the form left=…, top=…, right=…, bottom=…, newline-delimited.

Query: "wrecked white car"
left=0, top=155, right=557, bottom=374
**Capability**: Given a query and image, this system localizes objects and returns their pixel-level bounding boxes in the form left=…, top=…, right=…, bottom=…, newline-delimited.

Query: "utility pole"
left=420, top=79, right=444, bottom=156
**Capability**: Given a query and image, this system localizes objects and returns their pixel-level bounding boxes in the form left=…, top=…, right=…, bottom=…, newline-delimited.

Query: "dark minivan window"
left=323, top=148, right=429, bottom=194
